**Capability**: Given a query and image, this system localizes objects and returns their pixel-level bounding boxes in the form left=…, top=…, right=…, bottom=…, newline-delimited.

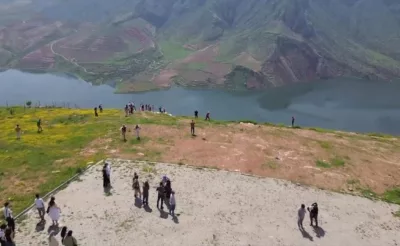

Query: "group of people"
left=297, top=203, right=319, bottom=231
left=124, top=102, right=167, bottom=117
left=120, top=124, right=141, bottom=142
left=94, top=104, right=103, bottom=117
left=1, top=194, right=78, bottom=246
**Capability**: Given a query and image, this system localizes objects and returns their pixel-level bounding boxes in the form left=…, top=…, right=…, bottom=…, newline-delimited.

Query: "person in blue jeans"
left=169, top=191, right=176, bottom=216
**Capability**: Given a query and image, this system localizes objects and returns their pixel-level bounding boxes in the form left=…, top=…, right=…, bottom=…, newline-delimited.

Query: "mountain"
left=0, top=0, right=400, bottom=91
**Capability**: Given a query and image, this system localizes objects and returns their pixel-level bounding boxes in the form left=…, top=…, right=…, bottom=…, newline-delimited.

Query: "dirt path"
left=17, top=160, right=400, bottom=246
left=97, top=120, right=400, bottom=196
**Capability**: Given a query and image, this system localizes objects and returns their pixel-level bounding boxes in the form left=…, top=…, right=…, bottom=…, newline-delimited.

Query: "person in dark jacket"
left=164, top=180, right=172, bottom=205
left=142, top=181, right=150, bottom=206
left=156, top=182, right=165, bottom=209
left=308, top=202, right=319, bottom=227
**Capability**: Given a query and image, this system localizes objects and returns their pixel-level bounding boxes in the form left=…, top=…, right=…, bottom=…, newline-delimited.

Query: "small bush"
left=316, top=160, right=331, bottom=168
left=331, top=157, right=345, bottom=167
left=383, top=188, right=400, bottom=205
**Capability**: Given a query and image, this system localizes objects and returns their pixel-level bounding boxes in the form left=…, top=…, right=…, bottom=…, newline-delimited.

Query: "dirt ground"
left=100, top=120, right=400, bottom=196
left=17, top=160, right=400, bottom=246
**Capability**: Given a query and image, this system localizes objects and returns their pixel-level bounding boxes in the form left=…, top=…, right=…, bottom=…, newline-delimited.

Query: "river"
left=1, top=69, right=400, bottom=135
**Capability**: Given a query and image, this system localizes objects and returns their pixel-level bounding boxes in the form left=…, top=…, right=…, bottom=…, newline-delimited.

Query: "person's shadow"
left=35, top=220, right=46, bottom=232
left=104, top=186, right=112, bottom=196
left=47, top=224, right=60, bottom=234
left=299, top=227, right=313, bottom=241
left=158, top=208, right=168, bottom=219
left=172, top=213, right=180, bottom=224
left=134, top=197, right=142, bottom=208
left=313, top=226, right=326, bottom=238
left=144, top=205, right=152, bottom=213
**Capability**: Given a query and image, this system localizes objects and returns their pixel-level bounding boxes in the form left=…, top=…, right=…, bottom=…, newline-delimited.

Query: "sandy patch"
left=17, top=160, right=400, bottom=246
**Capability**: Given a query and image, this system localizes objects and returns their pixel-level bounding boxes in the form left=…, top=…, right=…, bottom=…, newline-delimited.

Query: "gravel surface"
left=17, top=159, right=400, bottom=246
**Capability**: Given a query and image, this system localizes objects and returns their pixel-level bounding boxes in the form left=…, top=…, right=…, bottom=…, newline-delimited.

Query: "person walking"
left=4, top=228, right=14, bottom=246
left=99, top=104, right=103, bottom=113
left=190, top=120, right=195, bottom=136
left=194, top=110, right=198, bottom=118
left=94, top=107, right=98, bottom=117
left=3, top=202, right=15, bottom=234
left=142, top=180, right=150, bottom=206
left=47, top=197, right=61, bottom=226
left=0, top=224, right=6, bottom=244
left=298, top=204, right=306, bottom=230
left=135, top=125, right=141, bottom=140
left=121, top=125, right=127, bottom=141
left=102, top=164, right=109, bottom=188
left=35, top=194, right=46, bottom=221
left=132, top=176, right=141, bottom=199
left=156, top=182, right=165, bottom=209
left=169, top=191, right=176, bottom=216
left=60, top=226, right=68, bottom=244
left=62, top=230, right=78, bottom=246
left=205, top=112, right=210, bottom=121
left=37, top=119, right=43, bottom=133
left=292, top=116, right=295, bottom=127
left=308, top=203, right=319, bottom=227
left=15, top=125, right=21, bottom=140
left=124, top=105, right=129, bottom=117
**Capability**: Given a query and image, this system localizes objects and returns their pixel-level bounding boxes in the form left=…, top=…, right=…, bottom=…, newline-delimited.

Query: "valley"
left=0, top=0, right=400, bottom=92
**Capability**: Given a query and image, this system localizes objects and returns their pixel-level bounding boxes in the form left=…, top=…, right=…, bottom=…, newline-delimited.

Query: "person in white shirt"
left=106, top=163, right=111, bottom=185
left=169, top=191, right=176, bottom=216
left=35, top=194, right=46, bottom=221
left=135, top=125, right=141, bottom=140
left=298, top=204, right=306, bottom=230
left=3, top=202, right=15, bottom=233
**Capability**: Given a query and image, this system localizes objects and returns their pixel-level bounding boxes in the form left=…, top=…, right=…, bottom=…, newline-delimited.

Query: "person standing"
left=99, top=104, right=103, bottom=113
left=194, top=110, right=198, bottom=118
left=164, top=180, right=172, bottom=204
left=106, top=163, right=111, bottom=186
left=156, top=182, right=165, bottom=209
left=94, top=107, right=98, bottom=117
left=132, top=176, right=141, bottom=199
left=62, top=230, right=78, bottom=246
left=121, top=125, right=127, bottom=141
left=60, top=226, right=67, bottom=244
left=190, top=120, right=195, bottom=136
left=142, top=180, right=150, bottom=206
left=3, top=202, right=15, bottom=234
left=47, top=197, right=61, bottom=226
left=102, top=164, right=109, bottom=188
left=292, top=116, right=295, bottom=127
left=35, top=194, right=46, bottom=221
left=308, top=203, right=319, bottom=227
left=37, top=119, right=43, bottom=133
left=205, top=112, right=210, bottom=121
left=135, top=125, right=141, bottom=140
left=15, top=125, right=21, bottom=140
left=124, top=105, right=129, bottom=117
left=169, top=191, right=176, bottom=216
left=298, top=204, right=306, bottom=230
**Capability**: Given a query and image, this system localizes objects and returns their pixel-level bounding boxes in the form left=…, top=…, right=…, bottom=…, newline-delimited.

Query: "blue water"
left=1, top=69, right=400, bottom=135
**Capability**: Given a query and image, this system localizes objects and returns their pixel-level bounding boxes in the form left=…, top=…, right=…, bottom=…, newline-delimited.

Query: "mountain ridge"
left=0, top=0, right=399, bottom=91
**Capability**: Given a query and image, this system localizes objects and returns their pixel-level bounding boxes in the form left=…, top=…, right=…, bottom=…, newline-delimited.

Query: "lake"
left=1, top=69, right=400, bottom=135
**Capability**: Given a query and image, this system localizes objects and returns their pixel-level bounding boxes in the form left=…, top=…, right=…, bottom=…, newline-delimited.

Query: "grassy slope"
left=1, top=107, right=400, bottom=216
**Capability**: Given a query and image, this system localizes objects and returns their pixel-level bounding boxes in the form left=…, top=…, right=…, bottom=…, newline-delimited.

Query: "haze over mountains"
left=0, top=0, right=400, bottom=91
